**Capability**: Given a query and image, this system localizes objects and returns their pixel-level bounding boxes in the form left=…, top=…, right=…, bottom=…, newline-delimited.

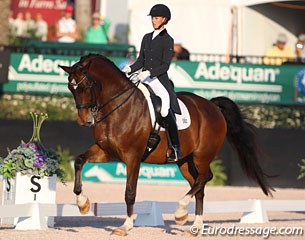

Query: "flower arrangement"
left=0, top=112, right=65, bottom=182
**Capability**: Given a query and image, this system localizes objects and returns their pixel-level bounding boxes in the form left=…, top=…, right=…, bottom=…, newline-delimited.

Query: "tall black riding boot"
left=162, top=110, right=182, bottom=163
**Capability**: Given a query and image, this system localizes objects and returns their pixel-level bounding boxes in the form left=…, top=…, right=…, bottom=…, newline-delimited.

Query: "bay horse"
left=59, top=54, right=273, bottom=236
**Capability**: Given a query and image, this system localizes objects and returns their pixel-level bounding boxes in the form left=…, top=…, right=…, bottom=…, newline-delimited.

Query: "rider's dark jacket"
left=129, top=29, right=181, bottom=114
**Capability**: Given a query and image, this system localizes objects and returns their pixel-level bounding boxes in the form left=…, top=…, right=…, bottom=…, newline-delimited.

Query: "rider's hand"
left=122, top=66, right=131, bottom=74
left=138, top=70, right=151, bottom=82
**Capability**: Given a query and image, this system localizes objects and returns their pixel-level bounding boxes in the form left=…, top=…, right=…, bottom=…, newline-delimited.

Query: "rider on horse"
left=123, top=4, right=182, bottom=163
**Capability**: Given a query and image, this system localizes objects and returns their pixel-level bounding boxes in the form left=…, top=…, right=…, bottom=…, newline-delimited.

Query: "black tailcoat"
left=130, top=29, right=181, bottom=114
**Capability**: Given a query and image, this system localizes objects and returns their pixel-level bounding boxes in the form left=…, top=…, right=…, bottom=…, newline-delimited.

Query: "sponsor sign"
left=4, top=53, right=128, bottom=94
left=10, top=0, right=69, bottom=40
left=82, top=163, right=188, bottom=185
left=3, top=53, right=305, bottom=105
left=5, top=53, right=77, bottom=94
left=169, top=61, right=305, bottom=105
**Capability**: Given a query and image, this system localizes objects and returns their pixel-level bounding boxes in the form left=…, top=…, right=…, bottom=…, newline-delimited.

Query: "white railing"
left=1, top=199, right=305, bottom=230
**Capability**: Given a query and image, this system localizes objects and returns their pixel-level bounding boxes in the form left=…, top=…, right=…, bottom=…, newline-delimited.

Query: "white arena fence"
left=0, top=199, right=305, bottom=230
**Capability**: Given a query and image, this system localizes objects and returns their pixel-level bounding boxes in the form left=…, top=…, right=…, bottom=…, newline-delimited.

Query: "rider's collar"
left=152, top=28, right=165, bottom=40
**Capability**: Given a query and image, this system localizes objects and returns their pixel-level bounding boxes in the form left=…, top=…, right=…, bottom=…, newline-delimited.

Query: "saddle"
left=139, top=83, right=191, bottom=161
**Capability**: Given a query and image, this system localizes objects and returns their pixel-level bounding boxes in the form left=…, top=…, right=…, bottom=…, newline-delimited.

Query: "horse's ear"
left=59, top=65, right=71, bottom=74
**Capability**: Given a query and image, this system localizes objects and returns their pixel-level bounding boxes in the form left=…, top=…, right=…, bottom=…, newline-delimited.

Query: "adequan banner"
left=169, top=61, right=305, bottom=105
left=4, top=53, right=305, bottom=105
left=82, top=162, right=187, bottom=185
left=4, top=53, right=131, bottom=94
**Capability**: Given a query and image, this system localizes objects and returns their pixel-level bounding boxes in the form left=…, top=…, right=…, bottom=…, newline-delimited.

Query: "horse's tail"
left=211, top=96, right=274, bottom=196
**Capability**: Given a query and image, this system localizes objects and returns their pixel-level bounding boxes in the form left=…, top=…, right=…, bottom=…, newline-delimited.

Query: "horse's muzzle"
left=77, top=113, right=95, bottom=127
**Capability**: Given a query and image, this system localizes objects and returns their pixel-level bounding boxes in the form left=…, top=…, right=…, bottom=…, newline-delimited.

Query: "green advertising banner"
left=82, top=162, right=187, bottom=185
left=5, top=53, right=76, bottom=94
left=168, top=61, right=305, bottom=105
left=4, top=53, right=305, bottom=105
left=4, top=53, right=132, bottom=95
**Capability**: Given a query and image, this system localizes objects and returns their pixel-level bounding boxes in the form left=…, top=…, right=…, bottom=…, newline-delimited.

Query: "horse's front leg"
left=74, top=153, right=90, bottom=214
left=112, top=161, right=140, bottom=236
left=74, top=144, right=109, bottom=214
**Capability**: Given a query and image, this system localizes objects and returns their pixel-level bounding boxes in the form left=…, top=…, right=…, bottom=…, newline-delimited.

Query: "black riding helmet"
left=148, top=4, right=171, bottom=23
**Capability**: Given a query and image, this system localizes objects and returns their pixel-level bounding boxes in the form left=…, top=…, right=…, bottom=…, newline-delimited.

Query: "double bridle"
left=69, top=62, right=138, bottom=123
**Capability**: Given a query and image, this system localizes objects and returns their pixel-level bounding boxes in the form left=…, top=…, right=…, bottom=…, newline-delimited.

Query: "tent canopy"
left=249, top=1, right=305, bottom=36
left=230, top=0, right=299, bottom=6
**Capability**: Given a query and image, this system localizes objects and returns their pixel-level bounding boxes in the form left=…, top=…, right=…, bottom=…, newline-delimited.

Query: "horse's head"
left=60, top=54, right=134, bottom=127
left=60, top=55, right=101, bottom=127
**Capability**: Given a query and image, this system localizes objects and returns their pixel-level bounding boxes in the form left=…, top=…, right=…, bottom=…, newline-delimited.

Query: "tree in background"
left=0, top=0, right=10, bottom=45
left=75, top=0, right=91, bottom=39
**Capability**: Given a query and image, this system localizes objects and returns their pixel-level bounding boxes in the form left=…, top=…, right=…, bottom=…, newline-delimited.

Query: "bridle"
left=70, top=63, right=99, bottom=111
left=69, top=61, right=138, bottom=123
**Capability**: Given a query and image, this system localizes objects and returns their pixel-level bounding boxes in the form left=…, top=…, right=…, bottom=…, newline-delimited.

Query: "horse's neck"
left=97, top=72, right=139, bottom=109
left=104, top=74, right=130, bottom=93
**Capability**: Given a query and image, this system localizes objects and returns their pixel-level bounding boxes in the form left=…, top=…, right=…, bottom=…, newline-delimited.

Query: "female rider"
left=123, top=4, right=182, bottom=163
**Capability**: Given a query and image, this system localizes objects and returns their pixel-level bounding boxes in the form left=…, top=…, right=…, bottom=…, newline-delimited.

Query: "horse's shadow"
left=54, top=216, right=187, bottom=234
left=53, top=217, right=242, bottom=235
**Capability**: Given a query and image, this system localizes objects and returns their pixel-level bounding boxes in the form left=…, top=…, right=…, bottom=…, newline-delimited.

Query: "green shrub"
left=207, top=159, right=227, bottom=186
left=298, top=159, right=305, bottom=180
left=1, top=93, right=305, bottom=129
left=239, top=104, right=305, bottom=129
left=56, top=146, right=74, bottom=182
left=0, top=94, right=77, bottom=120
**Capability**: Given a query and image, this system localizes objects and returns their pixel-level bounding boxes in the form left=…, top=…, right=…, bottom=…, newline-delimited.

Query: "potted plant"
left=0, top=112, right=64, bottom=181
left=0, top=112, right=65, bottom=228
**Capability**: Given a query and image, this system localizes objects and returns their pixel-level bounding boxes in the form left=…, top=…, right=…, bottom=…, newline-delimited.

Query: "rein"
left=95, top=81, right=139, bottom=123
left=71, top=62, right=139, bottom=123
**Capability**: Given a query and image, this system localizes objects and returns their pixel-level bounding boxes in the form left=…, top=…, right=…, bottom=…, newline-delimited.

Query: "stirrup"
left=166, top=147, right=181, bottom=163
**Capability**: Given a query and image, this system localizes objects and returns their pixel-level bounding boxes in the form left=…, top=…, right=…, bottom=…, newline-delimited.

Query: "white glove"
left=137, top=70, right=151, bottom=82
left=122, top=66, right=131, bottom=74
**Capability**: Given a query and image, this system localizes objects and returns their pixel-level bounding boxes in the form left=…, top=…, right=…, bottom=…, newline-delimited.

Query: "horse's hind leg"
left=175, top=155, right=197, bottom=225
left=112, top=160, right=140, bottom=236
left=176, top=156, right=213, bottom=234
left=189, top=168, right=213, bottom=235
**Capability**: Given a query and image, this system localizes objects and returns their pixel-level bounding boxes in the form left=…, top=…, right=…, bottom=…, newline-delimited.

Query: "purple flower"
left=28, top=142, right=40, bottom=151
left=33, top=159, right=44, bottom=168
left=21, top=142, right=27, bottom=148
left=33, top=152, right=45, bottom=168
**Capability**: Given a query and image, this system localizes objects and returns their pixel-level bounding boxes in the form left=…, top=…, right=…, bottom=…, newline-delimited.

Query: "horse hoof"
left=112, top=227, right=128, bottom=236
left=78, top=198, right=90, bottom=214
left=175, top=212, right=189, bottom=225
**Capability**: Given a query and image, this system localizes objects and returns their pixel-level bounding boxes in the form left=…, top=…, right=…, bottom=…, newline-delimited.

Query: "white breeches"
left=142, top=77, right=170, bottom=117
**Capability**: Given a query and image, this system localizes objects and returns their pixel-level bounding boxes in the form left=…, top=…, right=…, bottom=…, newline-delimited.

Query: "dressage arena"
left=0, top=180, right=304, bottom=240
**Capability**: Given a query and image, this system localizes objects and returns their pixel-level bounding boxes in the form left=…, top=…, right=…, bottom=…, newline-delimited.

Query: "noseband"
left=70, top=61, right=138, bottom=123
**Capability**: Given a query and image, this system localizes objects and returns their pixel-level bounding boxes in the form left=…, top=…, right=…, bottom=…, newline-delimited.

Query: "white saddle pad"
left=138, top=83, right=191, bottom=131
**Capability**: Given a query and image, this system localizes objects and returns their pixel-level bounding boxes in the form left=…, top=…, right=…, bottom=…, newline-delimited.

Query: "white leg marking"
left=122, top=215, right=134, bottom=231
left=76, top=192, right=88, bottom=206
